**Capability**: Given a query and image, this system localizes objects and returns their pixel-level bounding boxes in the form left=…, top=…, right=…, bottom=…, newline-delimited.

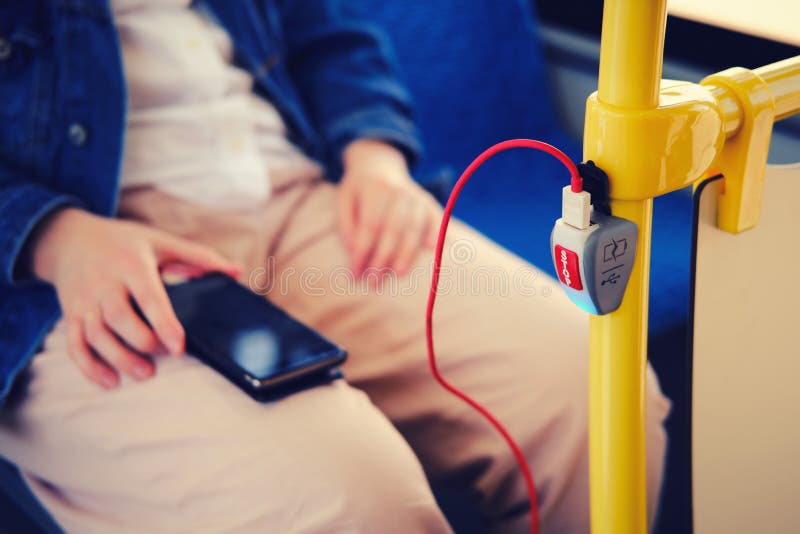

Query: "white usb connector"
left=551, top=187, right=638, bottom=315
left=561, top=186, right=592, bottom=230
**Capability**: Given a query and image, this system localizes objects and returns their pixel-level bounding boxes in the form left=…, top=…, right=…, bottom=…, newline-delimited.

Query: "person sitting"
left=0, top=1, right=670, bottom=531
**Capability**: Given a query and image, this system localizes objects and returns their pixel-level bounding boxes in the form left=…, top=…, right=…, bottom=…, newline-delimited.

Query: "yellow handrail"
left=711, top=56, right=800, bottom=136
left=586, top=1, right=666, bottom=532
left=584, top=3, right=800, bottom=534
left=756, top=57, right=800, bottom=121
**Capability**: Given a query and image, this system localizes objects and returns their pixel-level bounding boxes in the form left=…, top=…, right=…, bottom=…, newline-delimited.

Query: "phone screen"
left=164, top=273, right=345, bottom=382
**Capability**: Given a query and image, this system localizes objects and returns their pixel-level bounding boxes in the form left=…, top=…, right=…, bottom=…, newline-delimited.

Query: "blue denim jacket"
left=0, top=0, right=421, bottom=405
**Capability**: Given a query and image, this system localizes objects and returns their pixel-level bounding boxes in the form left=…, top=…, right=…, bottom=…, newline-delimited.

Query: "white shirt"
left=112, top=0, right=321, bottom=209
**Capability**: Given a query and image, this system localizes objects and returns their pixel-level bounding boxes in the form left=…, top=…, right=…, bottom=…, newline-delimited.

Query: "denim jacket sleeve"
left=278, top=0, right=422, bottom=174
left=0, top=167, right=81, bottom=286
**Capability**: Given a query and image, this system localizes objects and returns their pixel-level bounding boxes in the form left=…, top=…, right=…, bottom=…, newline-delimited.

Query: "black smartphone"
left=162, top=272, right=346, bottom=400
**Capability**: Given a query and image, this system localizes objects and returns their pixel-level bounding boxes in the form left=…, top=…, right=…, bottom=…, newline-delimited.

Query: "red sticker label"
left=554, top=245, right=583, bottom=290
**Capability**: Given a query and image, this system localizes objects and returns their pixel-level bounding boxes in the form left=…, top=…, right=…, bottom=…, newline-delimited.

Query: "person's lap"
left=0, top=323, right=449, bottom=533
left=0, top=170, right=670, bottom=532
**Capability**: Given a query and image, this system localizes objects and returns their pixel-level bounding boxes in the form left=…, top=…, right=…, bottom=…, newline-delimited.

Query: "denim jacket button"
left=68, top=123, right=88, bottom=147
left=0, top=37, right=11, bottom=61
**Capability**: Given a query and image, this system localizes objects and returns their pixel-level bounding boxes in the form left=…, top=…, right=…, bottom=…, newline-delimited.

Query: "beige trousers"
left=0, top=170, right=670, bottom=533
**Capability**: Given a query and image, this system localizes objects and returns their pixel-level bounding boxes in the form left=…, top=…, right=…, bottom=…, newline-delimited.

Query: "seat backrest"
left=347, top=0, right=561, bottom=173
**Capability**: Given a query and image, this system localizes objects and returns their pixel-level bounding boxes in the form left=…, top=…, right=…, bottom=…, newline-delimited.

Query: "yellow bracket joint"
left=701, top=68, right=776, bottom=234
left=584, top=67, right=778, bottom=236
left=584, top=81, right=726, bottom=201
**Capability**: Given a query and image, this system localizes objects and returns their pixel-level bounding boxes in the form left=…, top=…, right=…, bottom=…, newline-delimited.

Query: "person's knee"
left=327, top=434, right=451, bottom=532
left=241, top=385, right=451, bottom=533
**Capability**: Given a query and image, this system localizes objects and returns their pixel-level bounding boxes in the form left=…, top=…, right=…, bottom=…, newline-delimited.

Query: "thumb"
left=152, top=233, right=241, bottom=277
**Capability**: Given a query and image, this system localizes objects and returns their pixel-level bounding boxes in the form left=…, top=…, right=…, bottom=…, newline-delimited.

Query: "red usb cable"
left=425, top=139, right=581, bottom=534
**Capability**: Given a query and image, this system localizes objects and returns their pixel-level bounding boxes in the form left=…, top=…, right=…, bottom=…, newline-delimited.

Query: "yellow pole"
left=586, top=1, right=667, bottom=533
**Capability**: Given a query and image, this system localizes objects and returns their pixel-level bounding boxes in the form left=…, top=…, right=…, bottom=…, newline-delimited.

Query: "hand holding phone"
left=30, top=208, right=239, bottom=390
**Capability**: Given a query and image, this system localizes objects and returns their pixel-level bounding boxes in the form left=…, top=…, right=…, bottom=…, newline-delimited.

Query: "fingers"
left=83, top=310, right=155, bottom=381
left=392, top=202, right=429, bottom=275
left=368, top=198, right=412, bottom=273
left=336, top=186, right=357, bottom=253
left=127, top=266, right=185, bottom=356
left=66, top=317, right=118, bottom=390
left=152, top=232, right=241, bottom=277
left=348, top=183, right=441, bottom=277
left=363, top=192, right=441, bottom=276
left=100, top=290, right=160, bottom=354
left=424, top=201, right=441, bottom=249
left=350, top=187, right=389, bottom=274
